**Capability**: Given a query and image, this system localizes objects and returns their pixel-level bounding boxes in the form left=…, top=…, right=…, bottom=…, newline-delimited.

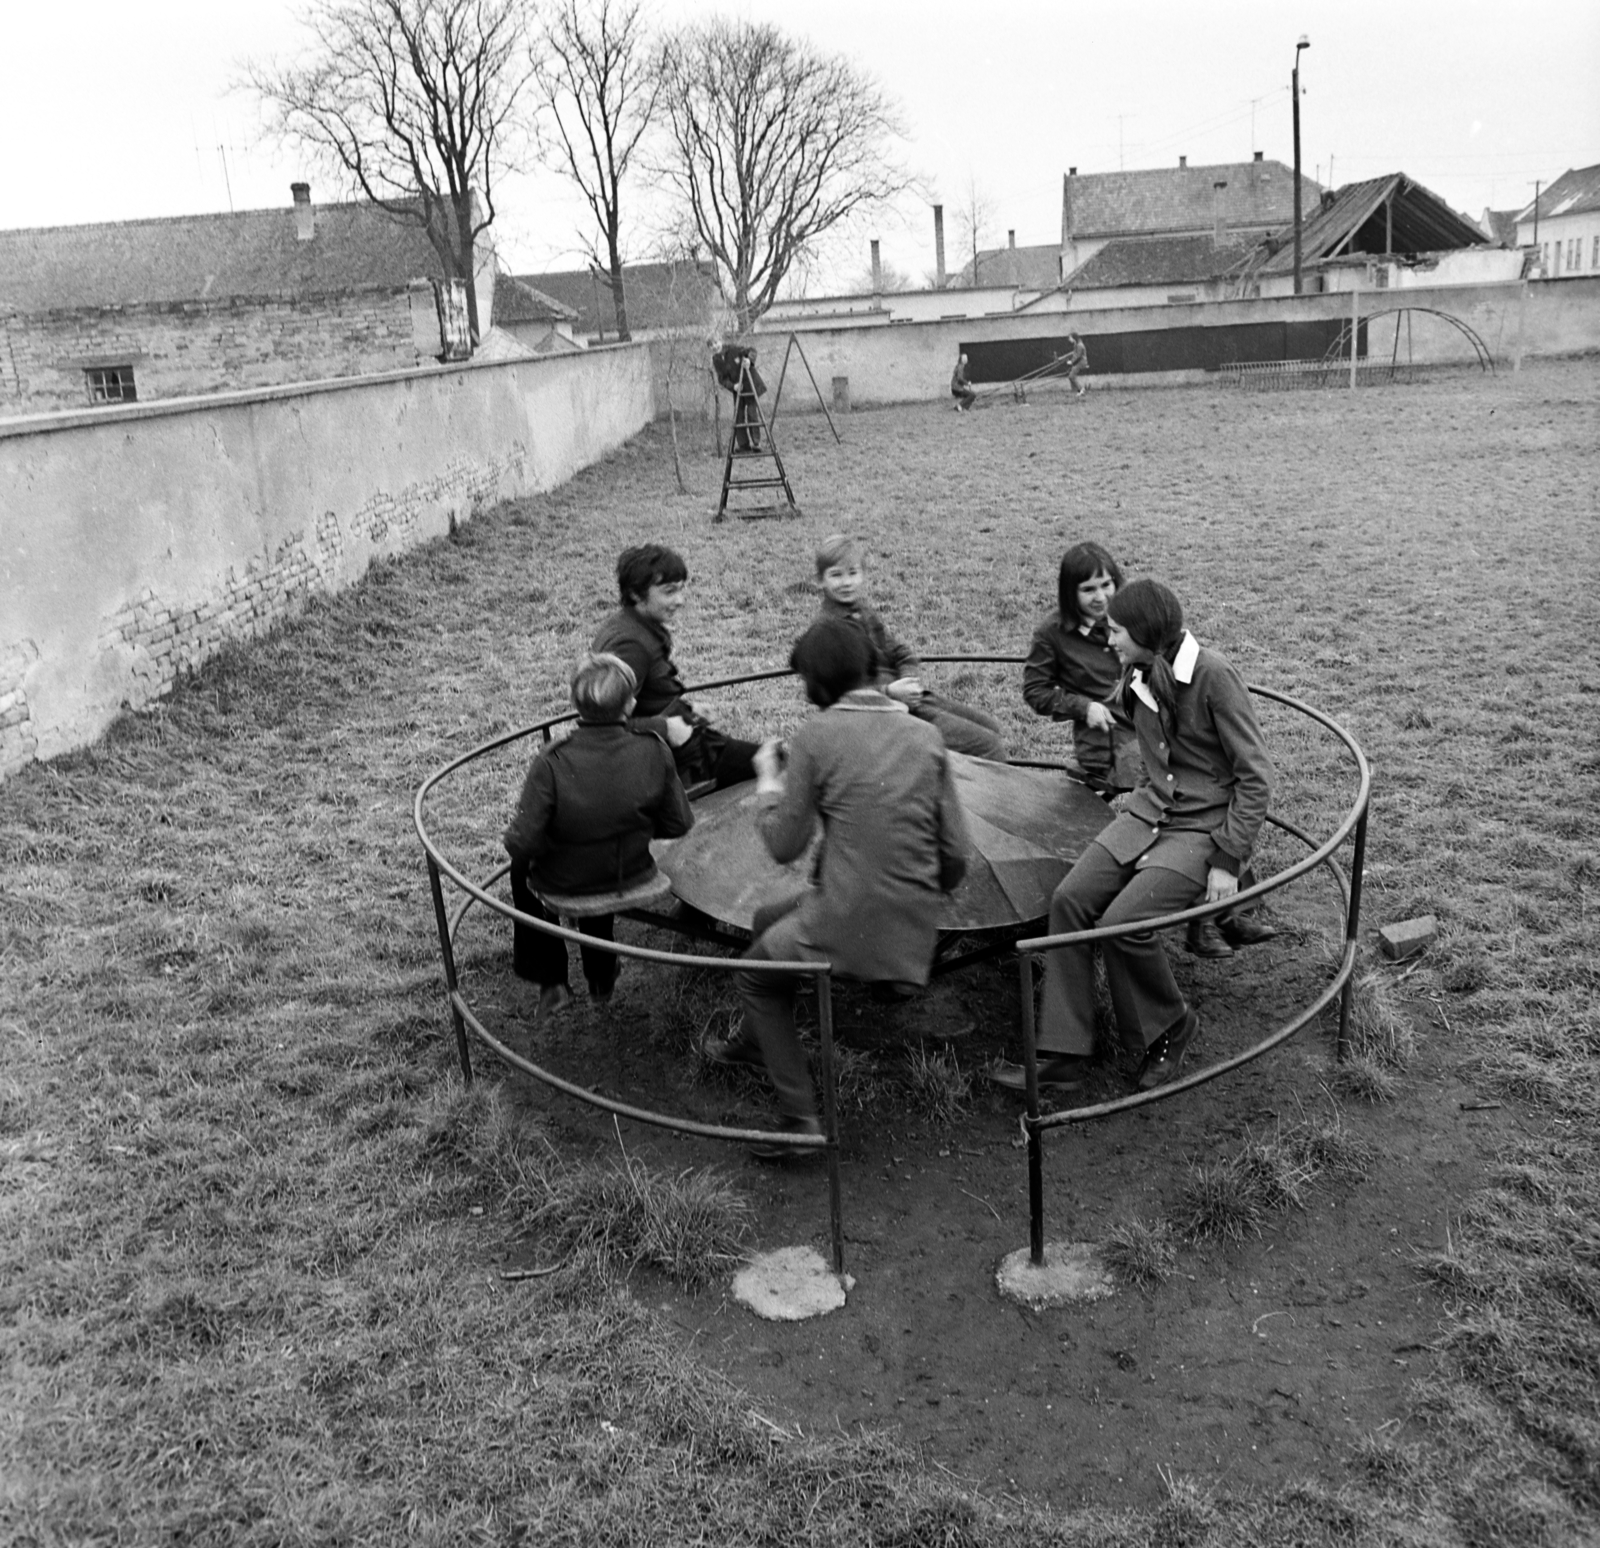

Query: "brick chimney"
left=1008, top=229, right=1016, bottom=248
left=933, top=205, right=946, bottom=288
left=291, top=182, right=314, bottom=242
left=1179, top=156, right=1188, bottom=169
left=1254, top=150, right=1264, bottom=162
left=870, top=238, right=882, bottom=298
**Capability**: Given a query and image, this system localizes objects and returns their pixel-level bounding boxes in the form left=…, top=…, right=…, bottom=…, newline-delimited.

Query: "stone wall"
left=0, top=347, right=654, bottom=777
left=0, top=284, right=442, bottom=417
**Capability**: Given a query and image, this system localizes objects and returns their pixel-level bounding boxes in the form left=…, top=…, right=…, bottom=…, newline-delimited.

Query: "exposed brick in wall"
left=0, top=286, right=431, bottom=416
left=0, top=642, right=40, bottom=774
left=81, top=447, right=527, bottom=732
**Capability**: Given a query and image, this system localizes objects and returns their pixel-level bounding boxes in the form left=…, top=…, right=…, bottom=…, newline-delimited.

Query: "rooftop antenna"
left=217, top=144, right=235, bottom=212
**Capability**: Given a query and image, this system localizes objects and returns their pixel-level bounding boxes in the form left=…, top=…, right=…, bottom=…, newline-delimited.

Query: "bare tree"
left=247, top=0, right=533, bottom=342
left=953, top=175, right=996, bottom=287
left=531, top=0, right=661, bottom=342
left=657, top=19, right=910, bottom=332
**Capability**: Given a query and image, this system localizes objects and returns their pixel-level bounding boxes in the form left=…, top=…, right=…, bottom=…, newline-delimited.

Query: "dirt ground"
left=440, top=356, right=1596, bottom=1515
left=472, top=896, right=1506, bottom=1512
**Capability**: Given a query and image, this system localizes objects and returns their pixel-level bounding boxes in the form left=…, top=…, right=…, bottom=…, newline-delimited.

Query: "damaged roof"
left=1252, top=174, right=1490, bottom=275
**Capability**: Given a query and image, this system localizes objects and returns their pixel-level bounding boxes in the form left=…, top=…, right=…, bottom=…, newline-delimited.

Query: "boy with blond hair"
left=504, top=652, right=693, bottom=1015
left=812, top=533, right=1006, bottom=760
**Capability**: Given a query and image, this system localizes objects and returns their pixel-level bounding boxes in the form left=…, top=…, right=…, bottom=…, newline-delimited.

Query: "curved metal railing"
left=415, top=659, right=1370, bottom=1278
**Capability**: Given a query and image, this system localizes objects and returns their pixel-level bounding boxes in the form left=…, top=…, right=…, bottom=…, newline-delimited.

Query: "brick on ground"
left=1379, top=915, right=1437, bottom=961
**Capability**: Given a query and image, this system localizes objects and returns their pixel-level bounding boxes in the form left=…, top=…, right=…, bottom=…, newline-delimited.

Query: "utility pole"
left=1292, top=36, right=1310, bottom=296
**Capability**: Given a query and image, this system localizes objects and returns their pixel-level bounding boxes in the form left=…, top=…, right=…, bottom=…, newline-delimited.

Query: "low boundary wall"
left=751, top=278, right=1600, bottom=409
left=0, top=346, right=654, bottom=777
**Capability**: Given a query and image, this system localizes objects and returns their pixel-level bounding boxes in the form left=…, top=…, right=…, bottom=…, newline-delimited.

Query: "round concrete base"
left=996, top=1240, right=1116, bottom=1307
left=733, top=1246, right=855, bottom=1321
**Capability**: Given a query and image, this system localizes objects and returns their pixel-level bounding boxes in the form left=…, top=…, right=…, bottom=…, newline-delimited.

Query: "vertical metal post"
left=817, top=971, right=845, bottom=1276
left=1335, top=805, right=1371, bottom=1062
left=1292, top=50, right=1305, bottom=295
left=1019, top=953, right=1045, bottom=1266
left=426, top=856, right=472, bottom=1082
left=1350, top=285, right=1359, bottom=390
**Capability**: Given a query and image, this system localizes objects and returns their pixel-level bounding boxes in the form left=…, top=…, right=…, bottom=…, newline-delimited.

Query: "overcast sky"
left=7, top=0, right=1596, bottom=292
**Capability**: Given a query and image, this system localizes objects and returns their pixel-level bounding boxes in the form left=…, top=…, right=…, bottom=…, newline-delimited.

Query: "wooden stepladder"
left=715, top=356, right=799, bottom=523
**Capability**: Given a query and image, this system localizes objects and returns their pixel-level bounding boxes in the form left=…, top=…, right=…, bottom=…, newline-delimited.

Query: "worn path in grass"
left=5, top=357, right=1596, bottom=1542
left=449, top=359, right=1597, bottom=1515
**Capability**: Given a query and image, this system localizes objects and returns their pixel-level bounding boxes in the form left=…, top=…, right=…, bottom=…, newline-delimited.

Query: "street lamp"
left=1293, top=35, right=1310, bottom=296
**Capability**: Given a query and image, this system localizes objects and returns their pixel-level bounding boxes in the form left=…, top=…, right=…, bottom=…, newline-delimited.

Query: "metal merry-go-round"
left=414, top=655, right=1371, bottom=1279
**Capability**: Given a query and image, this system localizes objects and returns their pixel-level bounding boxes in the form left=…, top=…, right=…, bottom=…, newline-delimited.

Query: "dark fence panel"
left=964, top=319, right=1367, bottom=381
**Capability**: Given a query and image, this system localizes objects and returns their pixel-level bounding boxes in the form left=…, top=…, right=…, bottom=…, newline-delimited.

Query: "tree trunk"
left=459, top=229, right=481, bottom=343
left=608, top=219, right=631, bottom=342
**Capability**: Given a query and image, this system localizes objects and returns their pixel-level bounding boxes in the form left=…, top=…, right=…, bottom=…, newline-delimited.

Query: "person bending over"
left=951, top=352, right=976, bottom=412
left=813, top=532, right=1007, bottom=761
left=712, top=341, right=766, bottom=451
left=504, top=652, right=693, bottom=1017
left=1062, top=333, right=1088, bottom=397
left=703, top=617, right=971, bottom=1154
left=992, top=579, right=1274, bottom=1095
left=1022, top=540, right=1141, bottom=794
left=592, top=543, right=761, bottom=790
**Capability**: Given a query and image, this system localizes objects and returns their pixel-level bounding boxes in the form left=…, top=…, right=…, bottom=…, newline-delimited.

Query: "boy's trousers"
left=1038, top=841, right=1201, bottom=1059
left=510, top=868, right=620, bottom=995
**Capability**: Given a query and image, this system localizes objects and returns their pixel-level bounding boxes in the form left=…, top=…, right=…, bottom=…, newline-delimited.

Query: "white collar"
left=1129, top=631, right=1199, bottom=711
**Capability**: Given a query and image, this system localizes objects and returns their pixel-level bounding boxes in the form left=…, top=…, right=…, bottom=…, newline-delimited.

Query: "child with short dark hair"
left=591, top=543, right=761, bottom=790
left=504, top=651, right=693, bottom=1016
left=812, top=534, right=1006, bottom=761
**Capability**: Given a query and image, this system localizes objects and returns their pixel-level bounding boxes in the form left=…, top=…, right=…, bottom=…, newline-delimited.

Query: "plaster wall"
left=0, top=346, right=654, bottom=776
left=738, top=279, right=1600, bottom=410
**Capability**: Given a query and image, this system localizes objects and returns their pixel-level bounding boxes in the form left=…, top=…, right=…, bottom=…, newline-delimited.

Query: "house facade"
left=1515, top=165, right=1600, bottom=279
left=0, top=185, right=497, bottom=418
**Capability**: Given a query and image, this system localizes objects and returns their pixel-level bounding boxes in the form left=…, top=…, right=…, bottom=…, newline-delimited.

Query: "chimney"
left=1212, top=180, right=1228, bottom=246
left=1179, top=156, right=1187, bottom=170
left=933, top=205, right=946, bottom=288
left=870, top=238, right=882, bottom=298
left=1008, top=229, right=1016, bottom=248
left=1253, top=150, right=1264, bottom=162
left=1061, top=171, right=1077, bottom=277
left=291, top=182, right=313, bottom=242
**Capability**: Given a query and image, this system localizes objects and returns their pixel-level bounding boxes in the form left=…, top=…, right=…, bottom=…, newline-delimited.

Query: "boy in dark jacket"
left=812, top=533, right=1006, bottom=760
left=591, top=543, right=761, bottom=790
left=504, top=652, right=693, bottom=1016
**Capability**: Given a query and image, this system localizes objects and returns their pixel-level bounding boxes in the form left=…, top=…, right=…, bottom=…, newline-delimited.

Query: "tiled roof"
left=1063, top=160, right=1310, bottom=239
left=0, top=195, right=452, bottom=312
left=1515, top=163, right=1600, bottom=223
left=959, top=244, right=1062, bottom=290
left=1064, top=234, right=1257, bottom=289
left=1479, top=209, right=1521, bottom=246
left=493, top=272, right=577, bottom=323
left=516, top=259, right=721, bottom=335
left=1252, top=174, right=1489, bottom=275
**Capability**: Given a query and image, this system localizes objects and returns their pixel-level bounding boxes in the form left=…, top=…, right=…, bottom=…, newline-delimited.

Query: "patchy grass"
left=3, top=359, right=1598, bottom=1541
left=1103, top=1216, right=1179, bottom=1289
left=902, top=1043, right=974, bottom=1124
left=1180, top=1109, right=1376, bottom=1244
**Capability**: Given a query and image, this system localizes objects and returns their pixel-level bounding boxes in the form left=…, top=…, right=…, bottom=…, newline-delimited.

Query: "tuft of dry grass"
left=1180, top=1109, right=1372, bottom=1244
left=902, top=1043, right=973, bottom=1124
left=1103, top=1216, right=1178, bottom=1289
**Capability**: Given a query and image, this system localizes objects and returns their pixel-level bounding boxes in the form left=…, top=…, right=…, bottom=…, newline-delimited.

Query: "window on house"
left=85, top=365, right=137, bottom=404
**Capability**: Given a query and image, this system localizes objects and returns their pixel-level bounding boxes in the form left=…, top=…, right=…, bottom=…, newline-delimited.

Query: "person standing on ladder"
left=713, top=341, right=767, bottom=451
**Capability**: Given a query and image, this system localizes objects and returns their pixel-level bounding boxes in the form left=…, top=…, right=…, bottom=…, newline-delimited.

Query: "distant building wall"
left=0, top=346, right=654, bottom=776
left=0, top=283, right=446, bottom=417
left=740, top=279, right=1600, bottom=409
